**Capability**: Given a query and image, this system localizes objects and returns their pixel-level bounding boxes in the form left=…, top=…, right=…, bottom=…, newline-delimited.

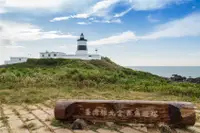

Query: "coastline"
left=128, top=66, right=200, bottom=78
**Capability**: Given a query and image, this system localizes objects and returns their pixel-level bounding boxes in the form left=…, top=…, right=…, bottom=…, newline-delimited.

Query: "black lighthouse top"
left=77, top=33, right=87, bottom=41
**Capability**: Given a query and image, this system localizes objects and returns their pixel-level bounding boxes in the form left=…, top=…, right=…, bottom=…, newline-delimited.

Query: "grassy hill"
left=0, top=57, right=199, bottom=104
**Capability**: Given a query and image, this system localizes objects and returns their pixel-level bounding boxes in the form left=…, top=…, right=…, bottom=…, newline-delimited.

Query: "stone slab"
left=12, top=106, right=24, bottom=111
left=195, top=122, right=200, bottom=127
left=37, top=104, right=51, bottom=111
left=2, top=105, right=11, bottom=110
left=97, top=128, right=119, bottom=133
left=32, top=127, right=52, bottom=133
left=9, top=119, right=24, bottom=129
left=27, top=105, right=38, bottom=111
left=37, top=113, right=52, bottom=122
left=45, top=109, right=54, bottom=116
left=74, top=130, right=96, bottom=133
left=26, top=119, right=44, bottom=130
left=3, top=108, right=14, bottom=115
left=187, top=126, right=200, bottom=133
left=54, top=128, right=73, bottom=133
left=18, top=109, right=29, bottom=115
left=7, top=114, right=20, bottom=121
left=11, top=128, right=30, bottom=133
left=131, top=126, right=147, bottom=132
left=196, top=110, right=200, bottom=114
left=147, top=128, right=160, bottom=133
left=32, top=110, right=46, bottom=116
left=0, top=127, right=8, bottom=133
left=0, top=120, right=5, bottom=128
left=120, top=127, right=143, bottom=133
left=21, top=113, right=36, bottom=122
left=175, top=129, right=190, bottom=133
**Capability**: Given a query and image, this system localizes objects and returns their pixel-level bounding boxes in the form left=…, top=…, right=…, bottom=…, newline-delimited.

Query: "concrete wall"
left=64, top=54, right=101, bottom=60
left=40, top=52, right=101, bottom=60
left=40, top=52, right=67, bottom=58
left=4, top=54, right=101, bottom=65
left=4, top=57, right=28, bottom=65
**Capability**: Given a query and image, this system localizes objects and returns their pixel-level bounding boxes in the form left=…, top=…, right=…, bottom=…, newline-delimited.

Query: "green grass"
left=0, top=57, right=199, bottom=104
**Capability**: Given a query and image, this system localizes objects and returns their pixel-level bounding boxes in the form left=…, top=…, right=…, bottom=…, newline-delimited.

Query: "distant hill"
left=0, top=57, right=199, bottom=104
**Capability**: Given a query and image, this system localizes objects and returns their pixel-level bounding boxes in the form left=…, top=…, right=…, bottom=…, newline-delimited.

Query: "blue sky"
left=0, top=0, right=200, bottom=66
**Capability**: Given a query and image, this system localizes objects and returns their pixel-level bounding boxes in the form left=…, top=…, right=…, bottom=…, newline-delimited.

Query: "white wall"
left=40, top=52, right=66, bottom=58
left=4, top=54, right=101, bottom=65
left=40, top=52, right=101, bottom=60
left=4, top=57, right=28, bottom=65
left=77, top=41, right=87, bottom=45
left=64, top=54, right=101, bottom=60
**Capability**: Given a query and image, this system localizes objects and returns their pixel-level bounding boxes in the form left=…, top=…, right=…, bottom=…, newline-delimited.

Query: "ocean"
left=129, top=66, right=200, bottom=78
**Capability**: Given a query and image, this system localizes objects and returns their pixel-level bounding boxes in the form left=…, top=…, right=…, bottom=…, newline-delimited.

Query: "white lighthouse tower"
left=76, top=33, right=88, bottom=55
left=5, top=33, right=102, bottom=65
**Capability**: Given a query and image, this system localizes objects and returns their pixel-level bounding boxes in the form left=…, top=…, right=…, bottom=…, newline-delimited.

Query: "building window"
left=48, top=54, right=51, bottom=57
left=54, top=54, right=56, bottom=57
left=19, top=58, right=21, bottom=61
left=42, top=54, right=44, bottom=57
left=89, top=55, right=92, bottom=57
left=78, top=45, right=87, bottom=50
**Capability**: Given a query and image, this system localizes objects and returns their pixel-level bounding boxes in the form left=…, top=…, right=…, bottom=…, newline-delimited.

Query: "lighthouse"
left=76, top=33, right=88, bottom=55
left=6, top=33, right=101, bottom=65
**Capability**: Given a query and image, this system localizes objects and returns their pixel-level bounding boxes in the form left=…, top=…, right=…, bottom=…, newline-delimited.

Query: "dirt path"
left=0, top=103, right=200, bottom=133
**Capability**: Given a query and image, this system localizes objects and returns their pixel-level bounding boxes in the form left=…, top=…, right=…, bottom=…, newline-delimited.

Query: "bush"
left=0, top=58, right=200, bottom=104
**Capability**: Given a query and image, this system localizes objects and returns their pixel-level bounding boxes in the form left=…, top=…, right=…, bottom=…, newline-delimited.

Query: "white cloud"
left=93, top=18, right=122, bottom=24
left=147, top=14, right=160, bottom=23
left=90, top=0, right=120, bottom=16
left=114, top=7, right=133, bottom=18
left=50, top=0, right=190, bottom=23
left=106, top=19, right=122, bottom=23
left=129, top=0, right=190, bottom=11
left=75, top=18, right=122, bottom=25
left=50, top=16, right=71, bottom=22
left=4, top=0, right=64, bottom=9
left=111, top=0, right=189, bottom=19
left=50, top=0, right=120, bottom=22
left=0, top=45, right=25, bottom=48
left=1, top=0, right=96, bottom=13
left=77, top=22, right=91, bottom=25
left=88, top=12, right=200, bottom=46
left=142, top=13, right=200, bottom=39
left=89, top=31, right=137, bottom=45
left=50, top=13, right=89, bottom=22
left=0, top=21, right=77, bottom=44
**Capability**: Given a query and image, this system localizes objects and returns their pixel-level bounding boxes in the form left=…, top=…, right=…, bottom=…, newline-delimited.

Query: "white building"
left=40, top=52, right=67, bottom=59
left=40, top=33, right=101, bottom=60
left=4, top=33, right=101, bottom=65
left=4, top=57, right=28, bottom=65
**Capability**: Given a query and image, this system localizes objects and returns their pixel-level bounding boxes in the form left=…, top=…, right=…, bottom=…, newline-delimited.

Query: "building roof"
left=40, top=51, right=66, bottom=55
left=10, top=57, right=28, bottom=59
left=77, top=33, right=87, bottom=41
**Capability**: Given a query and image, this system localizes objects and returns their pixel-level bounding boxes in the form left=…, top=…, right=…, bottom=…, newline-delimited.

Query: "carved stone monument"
left=54, top=100, right=196, bottom=127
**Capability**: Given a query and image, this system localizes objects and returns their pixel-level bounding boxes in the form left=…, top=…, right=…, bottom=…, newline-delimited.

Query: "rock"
left=158, top=123, right=173, bottom=133
left=106, top=122, right=114, bottom=127
left=72, top=119, right=87, bottom=130
left=169, top=74, right=200, bottom=84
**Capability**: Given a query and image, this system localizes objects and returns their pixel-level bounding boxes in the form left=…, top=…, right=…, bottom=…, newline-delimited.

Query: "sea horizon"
left=128, top=66, right=200, bottom=78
